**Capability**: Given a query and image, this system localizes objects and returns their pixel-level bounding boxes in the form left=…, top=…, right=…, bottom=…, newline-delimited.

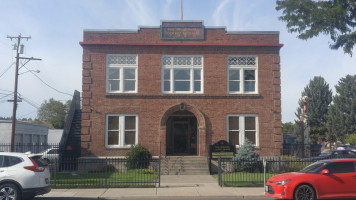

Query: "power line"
left=0, top=93, right=12, bottom=101
left=27, top=67, right=72, bottom=96
left=22, top=98, right=40, bottom=109
left=0, top=62, right=15, bottom=79
left=0, top=89, right=13, bottom=92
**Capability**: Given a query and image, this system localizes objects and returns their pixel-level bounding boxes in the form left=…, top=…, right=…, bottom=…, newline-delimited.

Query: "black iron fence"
left=282, top=143, right=322, bottom=157
left=0, top=143, right=161, bottom=188
left=49, top=157, right=161, bottom=188
left=214, top=157, right=314, bottom=187
left=214, top=155, right=356, bottom=187
left=0, top=143, right=59, bottom=154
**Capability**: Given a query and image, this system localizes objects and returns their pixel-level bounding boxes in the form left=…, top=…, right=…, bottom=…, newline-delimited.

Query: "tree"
left=233, top=140, right=260, bottom=172
left=328, top=75, right=356, bottom=141
left=37, top=98, right=70, bottom=129
left=297, top=76, right=332, bottom=143
left=276, top=0, right=356, bottom=56
left=283, top=122, right=302, bottom=141
left=283, top=122, right=299, bottom=135
left=344, top=134, right=356, bottom=145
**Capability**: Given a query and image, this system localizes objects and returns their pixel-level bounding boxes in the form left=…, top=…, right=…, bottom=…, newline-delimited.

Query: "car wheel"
left=0, top=183, right=20, bottom=200
left=294, top=184, right=316, bottom=200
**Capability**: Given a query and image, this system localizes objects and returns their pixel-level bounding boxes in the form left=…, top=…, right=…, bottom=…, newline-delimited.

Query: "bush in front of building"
left=232, top=140, right=261, bottom=172
left=126, top=144, right=152, bottom=169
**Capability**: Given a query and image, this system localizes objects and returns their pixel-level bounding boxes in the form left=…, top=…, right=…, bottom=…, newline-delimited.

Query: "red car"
left=265, top=159, right=356, bottom=200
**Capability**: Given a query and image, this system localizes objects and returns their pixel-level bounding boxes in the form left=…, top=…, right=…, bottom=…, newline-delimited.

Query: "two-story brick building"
left=80, top=21, right=283, bottom=157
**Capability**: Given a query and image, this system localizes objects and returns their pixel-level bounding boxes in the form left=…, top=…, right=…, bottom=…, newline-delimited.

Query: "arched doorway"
left=160, top=103, right=207, bottom=156
left=166, top=111, right=197, bottom=155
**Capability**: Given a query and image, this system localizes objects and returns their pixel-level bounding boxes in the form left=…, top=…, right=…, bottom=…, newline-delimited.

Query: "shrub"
left=90, top=164, right=116, bottom=173
left=232, top=140, right=260, bottom=172
left=102, top=164, right=116, bottom=172
left=137, top=169, right=155, bottom=174
left=126, top=144, right=152, bottom=169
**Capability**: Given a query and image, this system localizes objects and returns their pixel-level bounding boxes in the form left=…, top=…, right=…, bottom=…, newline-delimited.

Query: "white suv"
left=0, top=152, right=51, bottom=200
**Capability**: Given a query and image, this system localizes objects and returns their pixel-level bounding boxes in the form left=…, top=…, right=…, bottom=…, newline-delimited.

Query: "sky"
left=0, top=0, right=355, bottom=123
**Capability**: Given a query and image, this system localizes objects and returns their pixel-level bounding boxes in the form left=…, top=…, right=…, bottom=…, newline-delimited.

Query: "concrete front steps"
left=161, top=156, right=210, bottom=175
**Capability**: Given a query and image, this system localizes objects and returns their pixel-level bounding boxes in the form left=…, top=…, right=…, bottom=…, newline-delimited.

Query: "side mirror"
left=321, top=169, right=329, bottom=175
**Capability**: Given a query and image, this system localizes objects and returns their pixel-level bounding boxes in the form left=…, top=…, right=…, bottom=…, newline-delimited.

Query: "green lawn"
left=51, top=170, right=158, bottom=188
left=212, top=172, right=277, bottom=187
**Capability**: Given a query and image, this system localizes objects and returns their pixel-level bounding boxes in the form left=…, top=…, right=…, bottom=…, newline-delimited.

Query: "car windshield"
left=320, top=150, right=332, bottom=156
left=299, top=161, right=328, bottom=173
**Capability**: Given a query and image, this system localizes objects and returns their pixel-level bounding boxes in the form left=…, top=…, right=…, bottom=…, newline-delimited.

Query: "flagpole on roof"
left=181, top=0, right=183, bottom=20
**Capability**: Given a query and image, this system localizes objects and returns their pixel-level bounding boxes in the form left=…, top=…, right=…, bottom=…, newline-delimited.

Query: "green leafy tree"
left=345, top=134, right=356, bottom=145
left=297, top=76, right=332, bottom=143
left=282, top=122, right=300, bottom=136
left=283, top=122, right=302, bottom=142
left=328, top=75, right=356, bottom=141
left=276, top=0, right=356, bottom=56
left=37, top=98, right=70, bottom=129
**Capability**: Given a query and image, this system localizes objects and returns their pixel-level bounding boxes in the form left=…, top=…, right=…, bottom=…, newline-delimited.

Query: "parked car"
left=351, top=146, right=356, bottom=152
left=39, top=147, right=60, bottom=163
left=337, top=144, right=354, bottom=150
left=302, top=149, right=356, bottom=161
left=265, top=158, right=356, bottom=199
left=0, top=152, right=51, bottom=200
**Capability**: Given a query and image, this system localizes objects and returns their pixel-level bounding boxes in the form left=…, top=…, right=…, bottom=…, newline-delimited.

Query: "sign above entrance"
left=210, top=140, right=236, bottom=159
left=160, top=21, right=205, bottom=41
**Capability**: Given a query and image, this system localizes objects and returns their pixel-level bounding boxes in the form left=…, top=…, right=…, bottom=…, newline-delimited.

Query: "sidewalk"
left=36, top=175, right=267, bottom=199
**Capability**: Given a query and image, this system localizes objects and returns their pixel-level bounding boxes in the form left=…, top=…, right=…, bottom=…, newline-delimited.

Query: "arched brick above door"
left=159, top=103, right=208, bottom=156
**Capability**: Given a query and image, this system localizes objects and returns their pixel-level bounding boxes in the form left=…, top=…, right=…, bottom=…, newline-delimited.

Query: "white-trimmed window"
left=106, top=54, right=137, bottom=93
left=106, top=114, right=138, bottom=147
left=162, top=55, right=203, bottom=93
left=227, top=56, right=258, bottom=94
left=227, top=115, right=258, bottom=146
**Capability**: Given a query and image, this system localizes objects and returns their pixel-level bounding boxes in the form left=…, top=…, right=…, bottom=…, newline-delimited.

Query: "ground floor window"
left=106, top=114, right=138, bottom=148
left=227, top=115, right=258, bottom=146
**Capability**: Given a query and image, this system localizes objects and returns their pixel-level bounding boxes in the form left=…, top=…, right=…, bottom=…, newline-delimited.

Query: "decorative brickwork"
left=80, top=21, right=283, bottom=157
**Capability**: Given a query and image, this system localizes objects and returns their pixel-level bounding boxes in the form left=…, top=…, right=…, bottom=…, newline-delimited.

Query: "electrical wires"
left=0, top=62, right=15, bottom=79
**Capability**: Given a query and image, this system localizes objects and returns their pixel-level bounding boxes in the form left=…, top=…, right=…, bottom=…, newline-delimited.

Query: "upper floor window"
left=162, top=55, right=203, bottom=94
left=227, top=114, right=259, bottom=146
left=106, top=54, right=137, bottom=93
left=227, top=56, right=258, bottom=94
left=105, top=114, right=138, bottom=148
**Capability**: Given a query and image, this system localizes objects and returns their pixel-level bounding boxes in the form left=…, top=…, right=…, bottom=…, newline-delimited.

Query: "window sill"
left=105, top=93, right=262, bottom=99
left=105, top=146, right=131, bottom=150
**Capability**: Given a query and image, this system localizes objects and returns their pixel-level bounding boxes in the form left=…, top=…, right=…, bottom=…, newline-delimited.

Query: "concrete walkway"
left=36, top=175, right=267, bottom=199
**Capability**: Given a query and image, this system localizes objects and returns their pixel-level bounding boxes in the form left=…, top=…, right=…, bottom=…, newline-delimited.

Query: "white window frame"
left=106, top=54, right=138, bottom=93
left=162, top=55, right=203, bottom=94
left=227, top=56, right=258, bottom=94
left=226, top=114, right=259, bottom=147
left=105, top=114, right=138, bottom=148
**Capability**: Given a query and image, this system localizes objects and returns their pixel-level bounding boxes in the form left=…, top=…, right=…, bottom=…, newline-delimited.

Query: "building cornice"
left=80, top=42, right=283, bottom=48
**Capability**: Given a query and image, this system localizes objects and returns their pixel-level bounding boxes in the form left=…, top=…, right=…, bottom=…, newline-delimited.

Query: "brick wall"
left=81, top=24, right=282, bottom=157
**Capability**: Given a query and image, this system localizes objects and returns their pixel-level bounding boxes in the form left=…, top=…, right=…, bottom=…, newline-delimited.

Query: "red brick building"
left=80, top=21, right=283, bottom=157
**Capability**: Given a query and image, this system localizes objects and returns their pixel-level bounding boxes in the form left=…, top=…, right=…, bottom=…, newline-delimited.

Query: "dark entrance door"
left=166, top=115, right=197, bottom=155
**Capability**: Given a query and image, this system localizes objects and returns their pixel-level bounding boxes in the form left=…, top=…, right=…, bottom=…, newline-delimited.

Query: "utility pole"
left=7, top=34, right=41, bottom=152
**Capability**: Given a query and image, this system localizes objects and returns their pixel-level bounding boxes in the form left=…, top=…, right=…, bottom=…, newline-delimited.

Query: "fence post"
left=263, top=158, right=267, bottom=189
left=158, top=141, right=161, bottom=188
left=105, top=157, right=108, bottom=186
left=218, top=156, right=222, bottom=187
left=54, top=158, right=57, bottom=188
